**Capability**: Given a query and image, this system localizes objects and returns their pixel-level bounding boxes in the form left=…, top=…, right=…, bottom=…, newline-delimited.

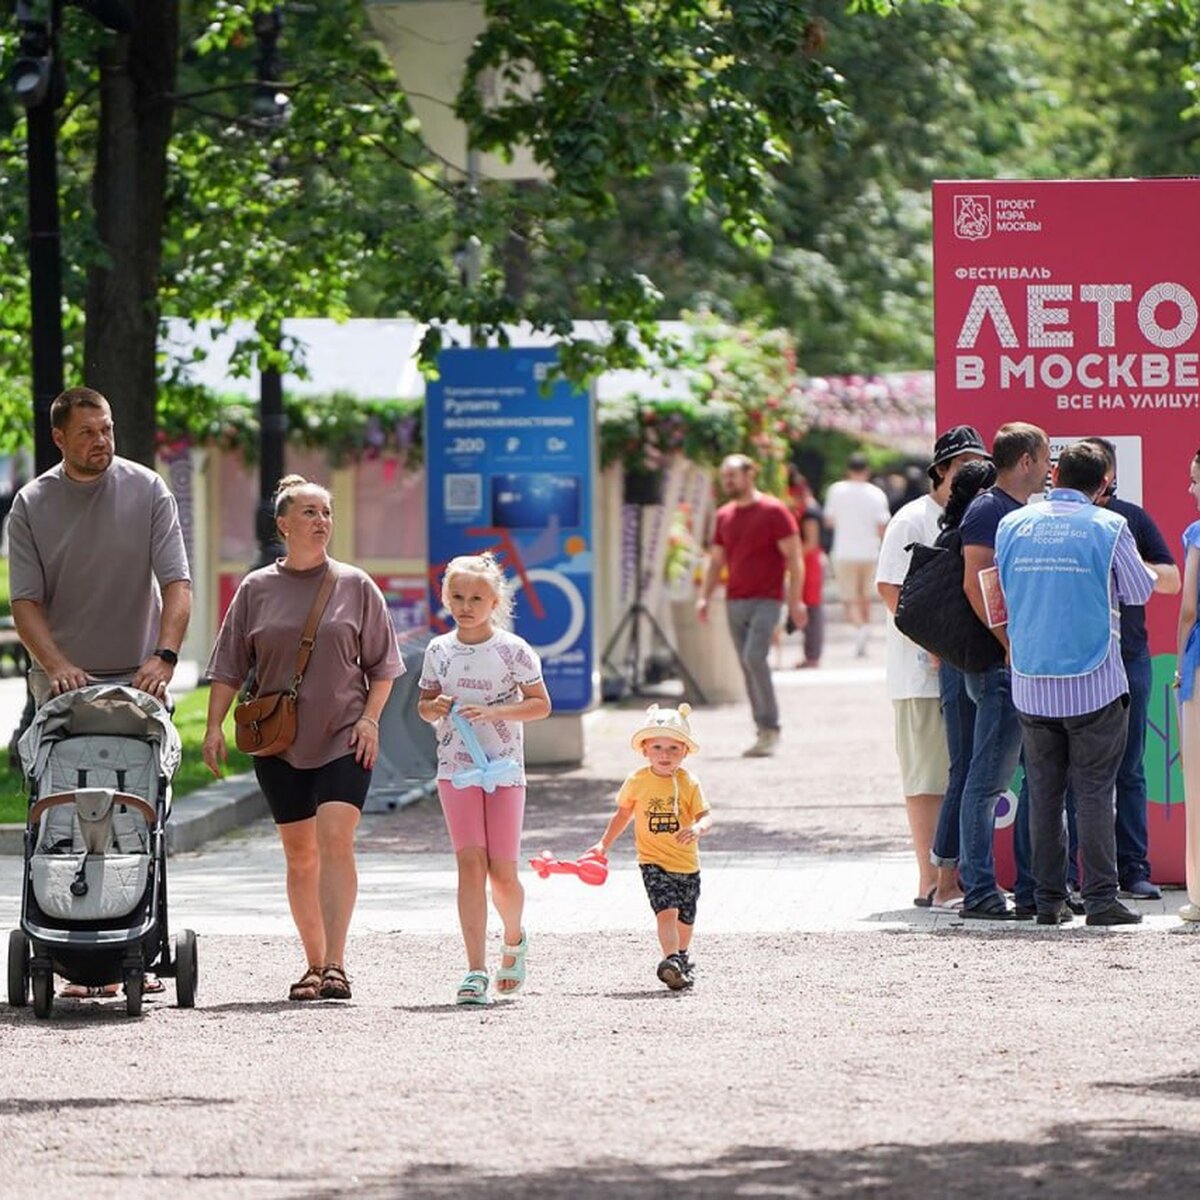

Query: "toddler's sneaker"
left=656, top=953, right=689, bottom=991
left=678, top=950, right=695, bottom=988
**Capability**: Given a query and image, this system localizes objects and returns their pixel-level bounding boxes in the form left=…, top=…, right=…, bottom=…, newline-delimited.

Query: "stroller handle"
left=30, top=789, right=157, bottom=828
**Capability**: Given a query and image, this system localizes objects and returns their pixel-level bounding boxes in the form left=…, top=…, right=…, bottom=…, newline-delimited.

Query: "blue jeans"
left=932, top=664, right=974, bottom=866
left=1115, top=651, right=1152, bottom=885
left=959, top=664, right=1024, bottom=909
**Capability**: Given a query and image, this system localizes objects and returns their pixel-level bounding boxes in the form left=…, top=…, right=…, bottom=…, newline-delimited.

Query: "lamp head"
left=9, top=55, right=52, bottom=108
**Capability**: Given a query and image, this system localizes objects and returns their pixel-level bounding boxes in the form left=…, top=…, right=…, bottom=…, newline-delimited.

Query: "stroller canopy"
left=18, top=685, right=183, bottom=784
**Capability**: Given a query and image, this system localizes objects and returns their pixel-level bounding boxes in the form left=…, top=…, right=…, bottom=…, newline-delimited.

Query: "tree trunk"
left=84, top=1, right=178, bottom=467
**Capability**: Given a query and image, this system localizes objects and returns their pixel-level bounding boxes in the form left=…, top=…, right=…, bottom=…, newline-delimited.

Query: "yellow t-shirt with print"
left=616, top=765, right=709, bottom=875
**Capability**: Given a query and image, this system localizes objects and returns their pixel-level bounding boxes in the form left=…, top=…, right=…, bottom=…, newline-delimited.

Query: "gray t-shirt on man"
left=8, top=456, right=191, bottom=675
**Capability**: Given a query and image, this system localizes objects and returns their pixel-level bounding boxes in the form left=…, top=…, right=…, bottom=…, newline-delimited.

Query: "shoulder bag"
left=893, top=530, right=1005, bottom=674
left=234, top=566, right=337, bottom=756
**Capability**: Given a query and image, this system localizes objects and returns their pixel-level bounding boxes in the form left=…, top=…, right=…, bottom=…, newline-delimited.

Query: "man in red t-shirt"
left=697, top=455, right=806, bottom=757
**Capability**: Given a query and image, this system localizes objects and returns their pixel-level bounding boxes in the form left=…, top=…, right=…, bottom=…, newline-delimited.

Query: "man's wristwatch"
left=153, top=647, right=179, bottom=666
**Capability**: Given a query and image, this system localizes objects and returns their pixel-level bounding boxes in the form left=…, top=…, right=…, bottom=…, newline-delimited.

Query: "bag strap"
left=288, top=565, right=338, bottom=697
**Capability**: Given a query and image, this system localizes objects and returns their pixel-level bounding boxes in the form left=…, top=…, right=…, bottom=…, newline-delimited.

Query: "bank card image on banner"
left=491, top=474, right=581, bottom=528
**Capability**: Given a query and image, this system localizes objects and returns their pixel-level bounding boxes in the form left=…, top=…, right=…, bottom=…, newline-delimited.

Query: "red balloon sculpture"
left=528, top=849, right=609, bottom=886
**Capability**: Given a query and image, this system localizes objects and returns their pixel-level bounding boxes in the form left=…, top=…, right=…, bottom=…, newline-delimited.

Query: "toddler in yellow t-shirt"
left=587, top=703, right=712, bottom=990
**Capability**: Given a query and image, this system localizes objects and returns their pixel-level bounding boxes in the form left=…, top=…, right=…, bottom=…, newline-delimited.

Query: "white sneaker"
left=854, top=626, right=870, bottom=657
left=1179, top=902, right=1200, bottom=922
left=742, top=728, right=780, bottom=758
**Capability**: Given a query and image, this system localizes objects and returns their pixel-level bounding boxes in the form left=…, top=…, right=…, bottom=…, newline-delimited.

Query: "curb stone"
left=0, top=773, right=437, bottom=857
left=0, top=772, right=267, bottom=858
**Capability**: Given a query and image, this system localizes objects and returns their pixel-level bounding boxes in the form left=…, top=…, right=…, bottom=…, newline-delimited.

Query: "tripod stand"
left=601, top=500, right=707, bottom=704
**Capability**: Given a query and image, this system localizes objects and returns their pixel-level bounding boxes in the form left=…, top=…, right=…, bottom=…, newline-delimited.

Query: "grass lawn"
left=0, top=686, right=251, bottom=825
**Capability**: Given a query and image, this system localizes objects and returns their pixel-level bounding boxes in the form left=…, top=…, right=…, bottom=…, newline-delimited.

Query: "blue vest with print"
left=995, top=492, right=1123, bottom=678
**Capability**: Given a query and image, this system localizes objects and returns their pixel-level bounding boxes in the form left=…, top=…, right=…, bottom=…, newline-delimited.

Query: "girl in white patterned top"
left=418, top=553, right=551, bottom=1005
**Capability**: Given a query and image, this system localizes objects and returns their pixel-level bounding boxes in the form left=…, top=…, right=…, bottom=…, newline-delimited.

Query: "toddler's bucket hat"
left=630, top=703, right=699, bottom=754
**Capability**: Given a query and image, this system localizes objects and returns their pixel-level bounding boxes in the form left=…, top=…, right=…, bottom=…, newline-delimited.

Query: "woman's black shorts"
left=253, top=752, right=372, bottom=826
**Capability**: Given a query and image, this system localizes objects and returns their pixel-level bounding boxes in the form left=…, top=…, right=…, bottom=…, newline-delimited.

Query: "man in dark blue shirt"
left=1082, top=438, right=1180, bottom=899
left=956, top=422, right=1050, bottom=919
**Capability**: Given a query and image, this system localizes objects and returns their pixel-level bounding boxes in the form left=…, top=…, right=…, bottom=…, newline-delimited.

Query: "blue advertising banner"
left=425, top=347, right=594, bottom=711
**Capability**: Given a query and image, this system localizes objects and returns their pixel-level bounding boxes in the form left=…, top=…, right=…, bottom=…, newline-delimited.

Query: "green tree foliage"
left=510, top=1, right=1046, bottom=373
left=1, top=0, right=925, bottom=459
left=517, top=0, right=1200, bottom=374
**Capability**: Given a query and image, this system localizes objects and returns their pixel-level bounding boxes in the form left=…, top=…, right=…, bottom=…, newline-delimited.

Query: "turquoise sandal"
left=494, top=930, right=528, bottom=995
left=456, top=969, right=490, bottom=1006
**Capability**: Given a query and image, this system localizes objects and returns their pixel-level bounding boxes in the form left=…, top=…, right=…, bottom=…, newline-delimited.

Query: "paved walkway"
left=6, top=616, right=1200, bottom=1200
left=1, top=619, right=1190, bottom=934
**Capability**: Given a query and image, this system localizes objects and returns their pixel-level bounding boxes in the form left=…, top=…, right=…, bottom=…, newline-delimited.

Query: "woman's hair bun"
left=273, top=473, right=308, bottom=501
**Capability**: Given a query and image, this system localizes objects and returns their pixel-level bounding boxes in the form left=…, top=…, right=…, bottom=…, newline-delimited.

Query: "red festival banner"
left=934, top=178, right=1193, bottom=881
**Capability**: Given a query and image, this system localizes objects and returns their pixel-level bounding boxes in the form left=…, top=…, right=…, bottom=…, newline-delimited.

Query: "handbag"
left=234, top=566, right=337, bottom=756
left=893, top=530, right=1005, bottom=674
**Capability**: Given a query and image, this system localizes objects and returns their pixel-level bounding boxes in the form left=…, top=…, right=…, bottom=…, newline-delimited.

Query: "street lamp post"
left=251, top=6, right=288, bottom=568
left=10, top=0, right=132, bottom=474
left=11, top=0, right=65, bottom=476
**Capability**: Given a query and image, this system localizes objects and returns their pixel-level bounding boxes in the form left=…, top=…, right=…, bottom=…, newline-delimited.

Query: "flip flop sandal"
left=60, top=983, right=120, bottom=999
left=494, top=930, right=528, bottom=995
left=320, top=963, right=352, bottom=1001
left=456, top=969, right=490, bottom=1006
left=288, top=966, right=324, bottom=1002
left=142, top=974, right=166, bottom=995
left=913, top=887, right=936, bottom=908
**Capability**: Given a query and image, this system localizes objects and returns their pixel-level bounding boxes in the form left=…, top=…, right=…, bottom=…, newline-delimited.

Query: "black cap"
left=928, top=425, right=989, bottom=480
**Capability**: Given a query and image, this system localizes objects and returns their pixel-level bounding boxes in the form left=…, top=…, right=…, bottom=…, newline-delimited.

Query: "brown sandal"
left=320, top=963, right=352, bottom=1000
left=288, top=966, right=323, bottom=1001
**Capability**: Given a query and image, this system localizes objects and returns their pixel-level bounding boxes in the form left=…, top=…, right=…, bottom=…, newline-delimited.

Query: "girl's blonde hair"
left=273, top=474, right=331, bottom=518
left=441, top=552, right=514, bottom=625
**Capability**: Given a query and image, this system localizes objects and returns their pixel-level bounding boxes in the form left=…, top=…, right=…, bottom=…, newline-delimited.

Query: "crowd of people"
left=873, top=421, right=1197, bottom=926
left=16, top=385, right=1200, bottom=1009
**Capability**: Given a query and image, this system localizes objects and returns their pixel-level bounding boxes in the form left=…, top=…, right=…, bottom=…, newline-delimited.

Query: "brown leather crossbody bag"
left=234, top=566, right=337, bottom=756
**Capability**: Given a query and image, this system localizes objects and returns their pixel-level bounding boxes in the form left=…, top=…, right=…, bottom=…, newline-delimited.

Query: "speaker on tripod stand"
left=600, top=467, right=707, bottom=704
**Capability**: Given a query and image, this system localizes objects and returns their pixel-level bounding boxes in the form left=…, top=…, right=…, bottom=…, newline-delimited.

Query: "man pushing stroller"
left=7, top=386, right=192, bottom=997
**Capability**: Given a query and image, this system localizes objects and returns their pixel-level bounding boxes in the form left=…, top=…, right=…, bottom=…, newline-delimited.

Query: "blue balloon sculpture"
left=450, top=702, right=522, bottom=793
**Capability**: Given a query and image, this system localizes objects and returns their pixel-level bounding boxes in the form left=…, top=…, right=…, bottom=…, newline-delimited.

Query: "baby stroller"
left=6, top=684, right=197, bottom=1018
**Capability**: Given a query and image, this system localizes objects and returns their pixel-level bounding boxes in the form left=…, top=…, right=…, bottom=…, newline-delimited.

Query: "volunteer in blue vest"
left=956, top=422, right=1048, bottom=921
left=996, top=441, right=1157, bottom=926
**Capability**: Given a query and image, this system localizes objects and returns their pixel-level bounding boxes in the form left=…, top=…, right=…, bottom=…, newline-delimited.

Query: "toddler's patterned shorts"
left=640, top=863, right=701, bottom=925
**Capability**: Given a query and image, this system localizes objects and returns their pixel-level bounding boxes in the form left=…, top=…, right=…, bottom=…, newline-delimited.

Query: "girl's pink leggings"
left=436, top=781, right=526, bottom=862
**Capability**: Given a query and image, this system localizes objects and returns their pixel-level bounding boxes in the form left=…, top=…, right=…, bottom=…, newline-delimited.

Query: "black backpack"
left=893, top=529, right=1006, bottom=674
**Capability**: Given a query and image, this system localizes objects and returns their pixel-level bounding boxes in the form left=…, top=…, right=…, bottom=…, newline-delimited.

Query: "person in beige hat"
left=588, top=703, right=712, bottom=990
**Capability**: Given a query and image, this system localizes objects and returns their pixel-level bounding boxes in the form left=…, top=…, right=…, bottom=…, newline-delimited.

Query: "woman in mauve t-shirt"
left=203, top=475, right=404, bottom=1003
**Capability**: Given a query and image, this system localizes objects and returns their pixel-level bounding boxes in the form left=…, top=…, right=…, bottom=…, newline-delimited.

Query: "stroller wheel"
left=175, top=930, right=198, bottom=1009
left=124, top=970, right=143, bottom=1017
left=31, top=967, right=52, bottom=1019
left=7, top=930, right=30, bottom=1008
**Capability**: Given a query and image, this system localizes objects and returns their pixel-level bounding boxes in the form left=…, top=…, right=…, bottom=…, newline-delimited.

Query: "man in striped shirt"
left=996, top=441, right=1157, bottom=927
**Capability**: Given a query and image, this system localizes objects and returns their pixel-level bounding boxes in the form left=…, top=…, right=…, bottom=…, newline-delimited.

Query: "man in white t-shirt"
left=874, top=426, right=989, bottom=910
left=824, top=454, right=890, bottom=657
